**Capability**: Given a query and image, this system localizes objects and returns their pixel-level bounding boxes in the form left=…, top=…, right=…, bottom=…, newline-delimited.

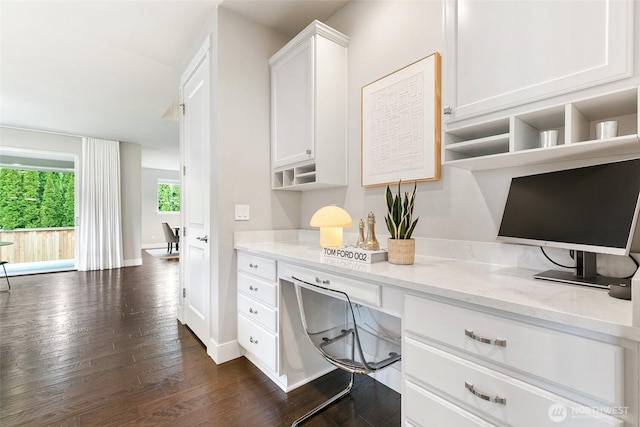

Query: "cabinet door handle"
left=249, top=263, right=258, bottom=269
left=443, top=106, right=453, bottom=115
left=196, top=235, right=208, bottom=243
left=249, top=336, right=258, bottom=344
left=465, top=381, right=506, bottom=405
left=305, top=148, right=312, bottom=155
left=465, top=329, right=507, bottom=347
left=249, top=285, right=258, bottom=291
left=315, top=277, right=330, bottom=285
left=249, top=307, right=258, bottom=315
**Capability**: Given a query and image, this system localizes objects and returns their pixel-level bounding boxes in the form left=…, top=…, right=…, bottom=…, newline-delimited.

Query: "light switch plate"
left=234, top=204, right=250, bottom=221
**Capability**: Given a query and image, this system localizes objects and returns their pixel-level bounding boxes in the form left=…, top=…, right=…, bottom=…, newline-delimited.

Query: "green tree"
left=62, top=173, right=75, bottom=226
left=170, top=184, right=180, bottom=211
left=40, top=172, right=64, bottom=227
left=22, top=170, right=42, bottom=228
left=0, top=168, right=25, bottom=230
left=158, top=183, right=180, bottom=212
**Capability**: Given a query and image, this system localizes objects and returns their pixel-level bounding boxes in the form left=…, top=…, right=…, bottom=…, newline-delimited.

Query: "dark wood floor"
left=0, top=252, right=400, bottom=426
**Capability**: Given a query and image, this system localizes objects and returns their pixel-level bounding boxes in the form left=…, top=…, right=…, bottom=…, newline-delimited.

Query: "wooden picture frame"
left=361, top=52, right=441, bottom=187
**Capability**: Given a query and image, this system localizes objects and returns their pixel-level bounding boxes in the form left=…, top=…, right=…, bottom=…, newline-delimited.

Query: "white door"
left=180, top=48, right=210, bottom=345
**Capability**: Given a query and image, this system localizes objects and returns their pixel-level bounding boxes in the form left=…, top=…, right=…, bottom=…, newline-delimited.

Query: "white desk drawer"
left=238, top=272, right=277, bottom=307
left=404, top=295, right=623, bottom=405
left=238, top=314, right=277, bottom=372
left=405, top=379, right=496, bottom=427
left=405, top=338, right=623, bottom=427
left=238, top=292, right=277, bottom=333
left=281, top=263, right=381, bottom=307
left=237, top=252, right=276, bottom=282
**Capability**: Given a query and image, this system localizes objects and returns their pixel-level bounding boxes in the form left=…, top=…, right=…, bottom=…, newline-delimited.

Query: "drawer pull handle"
left=249, top=263, right=258, bottom=269
left=249, top=307, right=258, bottom=314
left=465, top=329, right=507, bottom=347
left=249, top=336, right=258, bottom=344
left=465, top=381, right=506, bottom=405
left=249, top=285, right=258, bottom=291
left=315, top=277, right=330, bottom=285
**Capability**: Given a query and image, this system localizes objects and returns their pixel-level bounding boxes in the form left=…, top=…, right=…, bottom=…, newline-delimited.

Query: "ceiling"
left=0, top=0, right=349, bottom=160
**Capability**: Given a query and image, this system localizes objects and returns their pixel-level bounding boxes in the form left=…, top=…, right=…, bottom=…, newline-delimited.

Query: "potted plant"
left=384, top=180, right=418, bottom=264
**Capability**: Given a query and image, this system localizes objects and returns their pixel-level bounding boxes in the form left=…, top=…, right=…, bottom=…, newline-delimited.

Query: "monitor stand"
left=533, top=251, right=631, bottom=289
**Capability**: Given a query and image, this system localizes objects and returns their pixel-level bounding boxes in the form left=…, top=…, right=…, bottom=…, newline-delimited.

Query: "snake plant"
left=384, top=180, right=419, bottom=239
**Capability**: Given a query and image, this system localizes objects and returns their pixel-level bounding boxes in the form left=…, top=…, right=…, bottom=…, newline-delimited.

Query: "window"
left=157, top=181, right=180, bottom=213
left=0, top=168, right=75, bottom=230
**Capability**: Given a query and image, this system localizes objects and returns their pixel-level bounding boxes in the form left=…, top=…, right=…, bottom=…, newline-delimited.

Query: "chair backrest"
left=162, top=222, right=179, bottom=243
left=292, top=276, right=401, bottom=375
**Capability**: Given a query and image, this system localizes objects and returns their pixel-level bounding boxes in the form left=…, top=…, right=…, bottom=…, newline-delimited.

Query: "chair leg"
left=291, top=372, right=355, bottom=427
left=1, top=263, right=10, bottom=292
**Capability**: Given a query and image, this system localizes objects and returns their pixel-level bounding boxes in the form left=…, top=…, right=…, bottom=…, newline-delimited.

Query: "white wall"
left=141, top=146, right=180, bottom=171
left=141, top=167, right=181, bottom=248
left=297, top=0, right=640, bottom=250
left=300, top=0, right=451, bottom=239
left=216, top=6, right=297, bottom=349
left=119, top=142, right=142, bottom=266
left=0, top=126, right=82, bottom=158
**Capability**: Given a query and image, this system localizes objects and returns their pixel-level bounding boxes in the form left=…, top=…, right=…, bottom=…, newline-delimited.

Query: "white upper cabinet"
left=269, top=21, right=349, bottom=190
left=443, top=0, right=634, bottom=122
left=442, top=0, right=638, bottom=170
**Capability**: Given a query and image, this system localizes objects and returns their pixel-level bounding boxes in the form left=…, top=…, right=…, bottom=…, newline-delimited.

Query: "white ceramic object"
left=539, top=130, right=559, bottom=148
left=595, top=120, right=618, bottom=139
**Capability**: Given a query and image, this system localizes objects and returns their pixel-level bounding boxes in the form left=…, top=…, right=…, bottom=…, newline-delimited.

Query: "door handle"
left=196, top=235, right=208, bottom=243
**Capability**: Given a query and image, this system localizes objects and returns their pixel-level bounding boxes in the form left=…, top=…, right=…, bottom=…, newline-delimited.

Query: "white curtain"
left=77, top=138, right=123, bottom=271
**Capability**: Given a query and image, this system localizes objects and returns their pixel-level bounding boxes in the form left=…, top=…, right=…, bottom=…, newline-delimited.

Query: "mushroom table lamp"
left=310, top=206, right=353, bottom=248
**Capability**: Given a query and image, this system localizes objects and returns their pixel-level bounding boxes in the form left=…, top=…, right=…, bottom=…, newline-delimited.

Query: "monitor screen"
left=498, top=158, right=640, bottom=256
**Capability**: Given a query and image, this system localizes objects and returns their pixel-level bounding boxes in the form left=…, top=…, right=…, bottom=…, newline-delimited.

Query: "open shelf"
left=443, top=86, right=640, bottom=171
left=273, top=162, right=344, bottom=190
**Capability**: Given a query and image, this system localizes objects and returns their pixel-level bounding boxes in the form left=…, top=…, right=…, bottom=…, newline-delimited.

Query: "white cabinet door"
left=443, top=0, right=634, bottom=121
left=271, top=37, right=314, bottom=169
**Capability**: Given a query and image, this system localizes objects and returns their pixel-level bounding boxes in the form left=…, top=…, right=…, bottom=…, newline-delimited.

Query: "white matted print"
left=361, top=53, right=441, bottom=187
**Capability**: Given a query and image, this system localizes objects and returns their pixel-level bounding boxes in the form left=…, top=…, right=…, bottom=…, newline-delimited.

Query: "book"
left=321, top=246, right=388, bottom=264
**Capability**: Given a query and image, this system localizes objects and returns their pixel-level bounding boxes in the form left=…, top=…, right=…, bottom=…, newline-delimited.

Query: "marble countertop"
left=235, top=239, right=640, bottom=342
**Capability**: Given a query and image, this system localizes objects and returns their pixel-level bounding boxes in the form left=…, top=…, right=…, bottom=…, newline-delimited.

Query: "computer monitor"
left=498, top=158, right=640, bottom=288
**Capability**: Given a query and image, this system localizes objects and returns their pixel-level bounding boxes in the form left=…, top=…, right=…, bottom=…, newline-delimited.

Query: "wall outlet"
left=234, top=204, right=250, bottom=221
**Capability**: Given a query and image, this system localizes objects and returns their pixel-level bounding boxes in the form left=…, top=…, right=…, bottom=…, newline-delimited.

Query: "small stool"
left=0, top=261, right=10, bottom=292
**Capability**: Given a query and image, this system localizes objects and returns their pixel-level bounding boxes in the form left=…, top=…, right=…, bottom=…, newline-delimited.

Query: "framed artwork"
left=361, top=52, right=441, bottom=187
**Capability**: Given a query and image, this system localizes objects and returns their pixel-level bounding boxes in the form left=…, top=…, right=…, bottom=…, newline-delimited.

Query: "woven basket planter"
left=387, top=238, right=415, bottom=265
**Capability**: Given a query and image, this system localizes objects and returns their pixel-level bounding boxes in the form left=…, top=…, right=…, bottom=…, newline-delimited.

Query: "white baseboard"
left=123, top=258, right=142, bottom=267
left=207, top=338, right=242, bottom=364
left=142, top=243, right=166, bottom=249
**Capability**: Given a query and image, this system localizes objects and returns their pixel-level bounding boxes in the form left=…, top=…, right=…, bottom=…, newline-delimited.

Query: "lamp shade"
left=310, top=206, right=353, bottom=227
left=310, top=206, right=353, bottom=248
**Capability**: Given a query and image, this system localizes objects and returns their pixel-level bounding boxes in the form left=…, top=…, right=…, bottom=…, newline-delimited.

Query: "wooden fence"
left=0, top=228, right=75, bottom=263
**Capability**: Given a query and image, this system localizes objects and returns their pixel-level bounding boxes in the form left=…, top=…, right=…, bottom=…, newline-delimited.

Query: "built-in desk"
left=235, top=232, right=639, bottom=426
